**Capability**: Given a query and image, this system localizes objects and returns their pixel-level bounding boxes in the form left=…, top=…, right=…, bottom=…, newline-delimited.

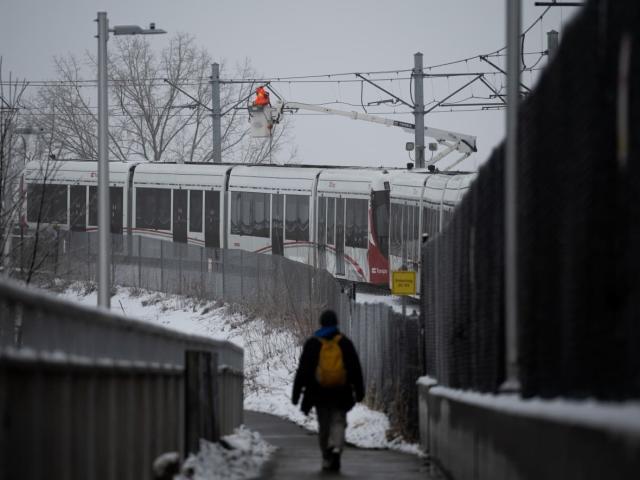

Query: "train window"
left=422, top=208, right=429, bottom=239
left=241, top=192, right=252, bottom=234
left=408, top=205, right=414, bottom=260
left=230, top=191, right=270, bottom=238
left=27, top=183, right=67, bottom=225
left=402, top=205, right=412, bottom=258
left=412, top=205, right=420, bottom=260
left=442, top=208, right=453, bottom=229
left=424, top=204, right=438, bottom=236
left=231, top=191, right=242, bottom=235
left=346, top=198, right=368, bottom=249
left=327, top=197, right=335, bottom=245
left=390, top=202, right=400, bottom=257
left=88, top=186, right=97, bottom=226
left=205, top=191, right=221, bottom=248
left=110, top=187, right=124, bottom=234
left=285, top=194, right=309, bottom=241
left=136, top=187, right=171, bottom=230
left=70, top=185, right=86, bottom=231
left=401, top=204, right=411, bottom=261
left=253, top=192, right=270, bottom=238
left=189, top=190, right=203, bottom=233
left=318, top=197, right=326, bottom=246
left=371, top=190, right=389, bottom=258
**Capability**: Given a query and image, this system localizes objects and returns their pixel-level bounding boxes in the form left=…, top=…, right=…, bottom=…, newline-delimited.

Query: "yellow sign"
left=391, top=270, right=416, bottom=296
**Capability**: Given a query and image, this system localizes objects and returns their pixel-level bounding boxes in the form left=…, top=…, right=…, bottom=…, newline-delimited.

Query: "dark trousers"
left=316, top=406, right=347, bottom=454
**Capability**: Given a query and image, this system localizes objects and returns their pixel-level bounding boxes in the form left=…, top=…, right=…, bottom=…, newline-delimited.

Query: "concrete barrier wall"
left=418, top=379, right=640, bottom=480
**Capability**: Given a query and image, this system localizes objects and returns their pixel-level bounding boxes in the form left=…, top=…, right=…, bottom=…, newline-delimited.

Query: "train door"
left=205, top=191, right=220, bottom=248
left=110, top=187, right=123, bottom=234
left=335, top=197, right=345, bottom=275
left=70, top=185, right=86, bottom=231
left=173, top=189, right=187, bottom=243
left=272, top=194, right=284, bottom=256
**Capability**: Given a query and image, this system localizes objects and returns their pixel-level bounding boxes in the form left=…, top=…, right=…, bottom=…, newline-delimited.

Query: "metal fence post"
left=137, top=235, right=142, bottom=288
left=178, top=243, right=183, bottom=295
left=66, top=233, right=71, bottom=277
left=111, top=235, right=116, bottom=293
left=160, top=240, right=165, bottom=292
left=240, top=250, right=244, bottom=300
left=200, top=247, right=205, bottom=297
left=185, top=350, right=219, bottom=454
left=87, top=232, right=91, bottom=281
left=221, top=249, right=225, bottom=301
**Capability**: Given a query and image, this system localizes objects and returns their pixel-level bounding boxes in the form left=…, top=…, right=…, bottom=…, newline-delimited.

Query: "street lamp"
left=96, top=12, right=166, bottom=309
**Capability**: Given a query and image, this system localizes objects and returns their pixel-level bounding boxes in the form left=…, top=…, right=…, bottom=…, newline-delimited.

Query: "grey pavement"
left=244, top=410, right=441, bottom=479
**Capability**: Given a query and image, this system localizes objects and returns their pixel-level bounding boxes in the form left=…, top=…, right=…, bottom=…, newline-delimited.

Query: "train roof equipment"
left=24, top=160, right=134, bottom=186
left=248, top=87, right=477, bottom=169
left=133, top=162, right=232, bottom=189
left=228, top=165, right=322, bottom=194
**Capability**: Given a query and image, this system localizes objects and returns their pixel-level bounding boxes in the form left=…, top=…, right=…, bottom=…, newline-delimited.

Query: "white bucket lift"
left=246, top=86, right=477, bottom=167
left=248, top=104, right=275, bottom=138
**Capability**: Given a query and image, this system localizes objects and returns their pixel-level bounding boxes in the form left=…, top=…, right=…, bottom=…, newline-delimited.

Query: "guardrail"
left=0, top=276, right=243, bottom=480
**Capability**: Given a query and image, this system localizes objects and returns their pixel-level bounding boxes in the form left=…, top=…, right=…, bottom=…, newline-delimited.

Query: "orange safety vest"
left=253, top=87, right=270, bottom=107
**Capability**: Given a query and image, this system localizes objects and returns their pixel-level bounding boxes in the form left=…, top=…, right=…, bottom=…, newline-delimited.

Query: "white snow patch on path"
left=178, top=426, right=276, bottom=480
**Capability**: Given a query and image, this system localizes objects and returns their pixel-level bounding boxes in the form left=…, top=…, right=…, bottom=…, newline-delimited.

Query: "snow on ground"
left=60, top=282, right=421, bottom=455
left=177, top=426, right=276, bottom=480
left=355, top=291, right=420, bottom=316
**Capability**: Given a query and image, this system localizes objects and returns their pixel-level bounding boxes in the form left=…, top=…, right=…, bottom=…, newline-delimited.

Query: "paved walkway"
left=244, top=411, right=440, bottom=479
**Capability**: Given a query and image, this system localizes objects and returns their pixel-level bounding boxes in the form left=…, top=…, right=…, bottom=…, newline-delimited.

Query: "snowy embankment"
left=60, top=283, right=421, bottom=456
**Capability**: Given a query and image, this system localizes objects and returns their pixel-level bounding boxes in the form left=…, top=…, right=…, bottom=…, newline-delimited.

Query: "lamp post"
left=96, top=12, right=166, bottom=309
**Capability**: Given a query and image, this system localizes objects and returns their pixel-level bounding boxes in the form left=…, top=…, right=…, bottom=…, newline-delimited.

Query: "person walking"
left=292, top=309, right=364, bottom=472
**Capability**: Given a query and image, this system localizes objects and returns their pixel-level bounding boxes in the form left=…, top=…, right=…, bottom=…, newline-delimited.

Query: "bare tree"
left=31, top=33, right=294, bottom=164
left=33, top=55, right=130, bottom=162
left=0, top=59, right=28, bottom=274
left=0, top=59, right=62, bottom=281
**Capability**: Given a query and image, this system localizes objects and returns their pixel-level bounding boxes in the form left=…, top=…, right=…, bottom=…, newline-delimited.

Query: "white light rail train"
left=24, top=161, right=475, bottom=290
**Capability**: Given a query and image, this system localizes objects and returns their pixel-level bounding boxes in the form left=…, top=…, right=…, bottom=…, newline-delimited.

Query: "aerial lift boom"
left=248, top=87, right=477, bottom=167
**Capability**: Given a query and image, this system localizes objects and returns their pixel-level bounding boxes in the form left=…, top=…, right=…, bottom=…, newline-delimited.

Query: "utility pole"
left=503, top=0, right=521, bottom=392
left=97, top=11, right=111, bottom=309
left=413, top=52, right=425, bottom=169
left=211, top=63, right=222, bottom=164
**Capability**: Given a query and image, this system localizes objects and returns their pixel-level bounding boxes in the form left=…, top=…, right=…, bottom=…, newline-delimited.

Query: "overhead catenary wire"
left=8, top=7, right=553, bottom=131
left=0, top=55, right=547, bottom=88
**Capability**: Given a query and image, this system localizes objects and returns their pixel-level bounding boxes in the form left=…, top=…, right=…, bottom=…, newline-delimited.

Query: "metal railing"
left=0, top=275, right=243, bottom=480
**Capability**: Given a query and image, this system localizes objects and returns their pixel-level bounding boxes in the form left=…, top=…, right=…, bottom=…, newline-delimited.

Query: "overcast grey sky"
left=1, top=0, right=578, bottom=169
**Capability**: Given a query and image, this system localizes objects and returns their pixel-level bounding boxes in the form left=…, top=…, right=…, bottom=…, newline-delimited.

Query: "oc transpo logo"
left=371, top=267, right=388, bottom=275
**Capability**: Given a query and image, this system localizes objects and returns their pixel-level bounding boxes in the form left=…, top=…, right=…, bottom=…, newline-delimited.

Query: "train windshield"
left=371, top=190, right=390, bottom=258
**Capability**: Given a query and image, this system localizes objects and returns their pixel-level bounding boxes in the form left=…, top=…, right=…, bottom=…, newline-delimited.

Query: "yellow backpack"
left=316, top=334, right=347, bottom=387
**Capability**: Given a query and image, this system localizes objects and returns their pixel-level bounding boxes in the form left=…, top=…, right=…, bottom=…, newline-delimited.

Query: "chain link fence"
left=421, top=0, right=640, bottom=399
left=343, top=304, right=421, bottom=439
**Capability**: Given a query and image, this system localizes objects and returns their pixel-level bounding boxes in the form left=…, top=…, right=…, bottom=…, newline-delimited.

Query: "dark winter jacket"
left=292, top=327, right=365, bottom=415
